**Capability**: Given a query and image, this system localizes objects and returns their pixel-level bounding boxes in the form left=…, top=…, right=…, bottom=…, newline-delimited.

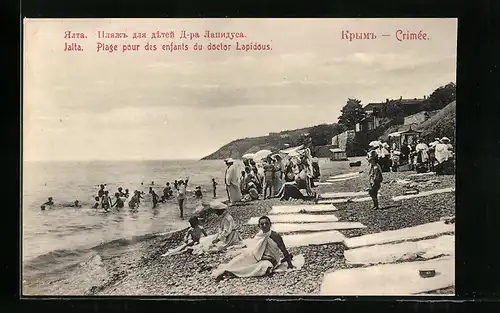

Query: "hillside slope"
left=378, top=101, right=456, bottom=143
left=201, top=128, right=312, bottom=160
left=416, top=101, right=456, bottom=142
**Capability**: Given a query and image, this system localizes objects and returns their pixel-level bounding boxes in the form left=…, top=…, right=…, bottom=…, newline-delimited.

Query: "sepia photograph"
left=22, top=18, right=456, bottom=296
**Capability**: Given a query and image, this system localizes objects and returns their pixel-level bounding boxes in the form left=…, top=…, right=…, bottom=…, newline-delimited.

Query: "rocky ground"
left=92, top=159, right=455, bottom=296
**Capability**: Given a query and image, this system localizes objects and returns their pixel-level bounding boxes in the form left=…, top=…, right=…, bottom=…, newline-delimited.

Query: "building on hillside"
left=356, top=114, right=385, bottom=132
left=403, top=110, right=440, bottom=125
left=280, top=134, right=290, bottom=138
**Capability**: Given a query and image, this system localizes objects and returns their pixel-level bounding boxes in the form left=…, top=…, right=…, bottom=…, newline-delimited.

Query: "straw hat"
left=440, top=137, right=450, bottom=142
left=225, top=158, right=234, bottom=163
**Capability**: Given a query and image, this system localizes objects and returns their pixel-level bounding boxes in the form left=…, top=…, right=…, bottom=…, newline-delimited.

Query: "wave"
left=23, top=227, right=187, bottom=277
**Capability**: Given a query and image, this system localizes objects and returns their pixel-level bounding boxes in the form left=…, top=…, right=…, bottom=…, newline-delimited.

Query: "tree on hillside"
left=422, top=82, right=456, bottom=111
left=381, top=100, right=405, bottom=119
left=337, top=98, right=366, bottom=129
left=309, top=123, right=346, bottom=146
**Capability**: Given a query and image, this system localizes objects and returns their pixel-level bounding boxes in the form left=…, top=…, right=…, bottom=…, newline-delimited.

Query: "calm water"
left=22, top=160, right=235, bottom=277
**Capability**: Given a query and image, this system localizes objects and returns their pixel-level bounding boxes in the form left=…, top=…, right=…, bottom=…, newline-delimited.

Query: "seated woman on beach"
left=212, top=216, right=294, bottom=281
left=209, top=206, right=243, bottom=251
left=242, top=182, right=260, bottom=202
left=161, top=217, right=208, bottom=256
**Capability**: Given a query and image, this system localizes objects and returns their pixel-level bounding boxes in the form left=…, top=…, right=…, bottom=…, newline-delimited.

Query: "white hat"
left=440, top=137, right=450, bottom=142
left=225, top=158, right=234, bottom=163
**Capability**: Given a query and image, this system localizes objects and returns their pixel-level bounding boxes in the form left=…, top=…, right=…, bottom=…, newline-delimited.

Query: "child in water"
left=212, top=178, right=217, bottom=198
left=101, top=191, right=112, bottom=212
left=40, top=197, right=54, bottom=210
left=112, top=192, right=125, bottom=209
left=194, top=186, right=203, bottom=199
left=93, top=196, right=100, bottom=209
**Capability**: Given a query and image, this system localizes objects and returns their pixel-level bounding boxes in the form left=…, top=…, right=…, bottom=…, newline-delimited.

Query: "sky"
left=23, top=18, right=457, bottom=161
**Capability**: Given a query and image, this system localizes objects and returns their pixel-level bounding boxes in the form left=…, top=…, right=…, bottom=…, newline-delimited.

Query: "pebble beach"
left=24, top=157, right=455, bottom=296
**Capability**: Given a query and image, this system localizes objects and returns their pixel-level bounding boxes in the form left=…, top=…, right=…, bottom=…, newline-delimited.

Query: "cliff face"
left=201, top=127, right=314, bottom=160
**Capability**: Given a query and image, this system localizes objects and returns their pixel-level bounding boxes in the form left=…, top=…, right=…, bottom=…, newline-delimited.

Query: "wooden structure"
left=387, top=127, right=422, bottom=151
left=330, top=148, right=348, bottom=161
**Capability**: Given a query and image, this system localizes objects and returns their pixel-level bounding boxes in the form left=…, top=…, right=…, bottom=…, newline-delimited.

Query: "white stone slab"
left=321, top=191, right=369, bottom=199
left=408, top=172, right=436, bottom=177
left=330, top=172, right=361, bottom=179
left=327, top=177, right=358, bottom=182
left=392, top=187, right=455, bottom=201
left=318, top=197, right=372, bottom=204
left=316, top=182, right=333, bottom=186
left=241, top=230, right=345, bottom=249
left=272, top=222, right=366, bottom=233
left=344, top=221, right=455, bottom=249
left=283, top=230, right=345, bottom=248
left=320, top=256, right=455, bottom=296
left=247, top=214, right=339, bottom=225
left=345, top=235, right=455, bottom=265
left=269, top=204, right=338, bottom=214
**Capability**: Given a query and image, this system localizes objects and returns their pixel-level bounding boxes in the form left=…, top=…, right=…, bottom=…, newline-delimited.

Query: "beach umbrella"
left=369, top=140, right=382, bottom=147
left=253, top=149, right=272, bottom=161
left=242, top=153, right=255, bottom=159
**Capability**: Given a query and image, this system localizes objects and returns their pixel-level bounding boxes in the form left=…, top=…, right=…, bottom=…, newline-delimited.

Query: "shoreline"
left=23, top=158, right=456, bottom=296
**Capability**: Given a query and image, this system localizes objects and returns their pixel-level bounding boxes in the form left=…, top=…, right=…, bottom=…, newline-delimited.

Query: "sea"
left=22, top=159, right=234, bottom=291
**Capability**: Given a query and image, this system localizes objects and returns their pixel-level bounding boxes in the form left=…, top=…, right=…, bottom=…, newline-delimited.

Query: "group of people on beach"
left=165, top=204, right=295, bottom=281
left=162, top=149, right=322, bottom=280
left=371, top=137, right=454, bottom=175
left=223, top=148, right=321, bottom=206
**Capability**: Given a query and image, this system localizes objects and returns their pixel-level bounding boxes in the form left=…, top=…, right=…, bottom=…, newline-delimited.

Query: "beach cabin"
left=330, top=148, right=348, bottom=161
left=388, top=128, right=422, bottom=151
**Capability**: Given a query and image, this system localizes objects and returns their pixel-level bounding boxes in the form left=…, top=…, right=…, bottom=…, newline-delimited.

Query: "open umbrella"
left=253, top=149, right=272, bottom=161
left=242, top=153, right=255, bottom=159
left=369, top=140, right=381, bottom=147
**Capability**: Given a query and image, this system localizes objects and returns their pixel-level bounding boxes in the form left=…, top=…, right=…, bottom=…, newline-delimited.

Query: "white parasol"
left=253, top=149, right=273, bottom=161
left=242, top=153, right=255, bottom=159
left=369, top=141, right=382, bottom=147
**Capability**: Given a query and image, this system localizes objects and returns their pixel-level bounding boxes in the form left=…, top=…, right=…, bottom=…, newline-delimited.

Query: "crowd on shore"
left=368, top=137, right=454, bottom=175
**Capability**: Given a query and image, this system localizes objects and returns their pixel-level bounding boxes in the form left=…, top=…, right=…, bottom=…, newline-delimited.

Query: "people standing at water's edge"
left=177, top=178, right=189, bottom=219
left=163, top=183, right=173, bottom=199
left=149, top=187, right=159, bottom=208
left=212, top=178, right=218, bottom=198
left=93, top=197, right=100, bottom=209
left=117, top=187, right=125, bottom=197
left=224, top=158, right=242, bottom=205
left=112, top=193, right=125, bottom=209
left=101, top=191, right=112, bottom=212
left=194, top=186, right=203, bottom=199
left=368, top=151, right=383, bottom=210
